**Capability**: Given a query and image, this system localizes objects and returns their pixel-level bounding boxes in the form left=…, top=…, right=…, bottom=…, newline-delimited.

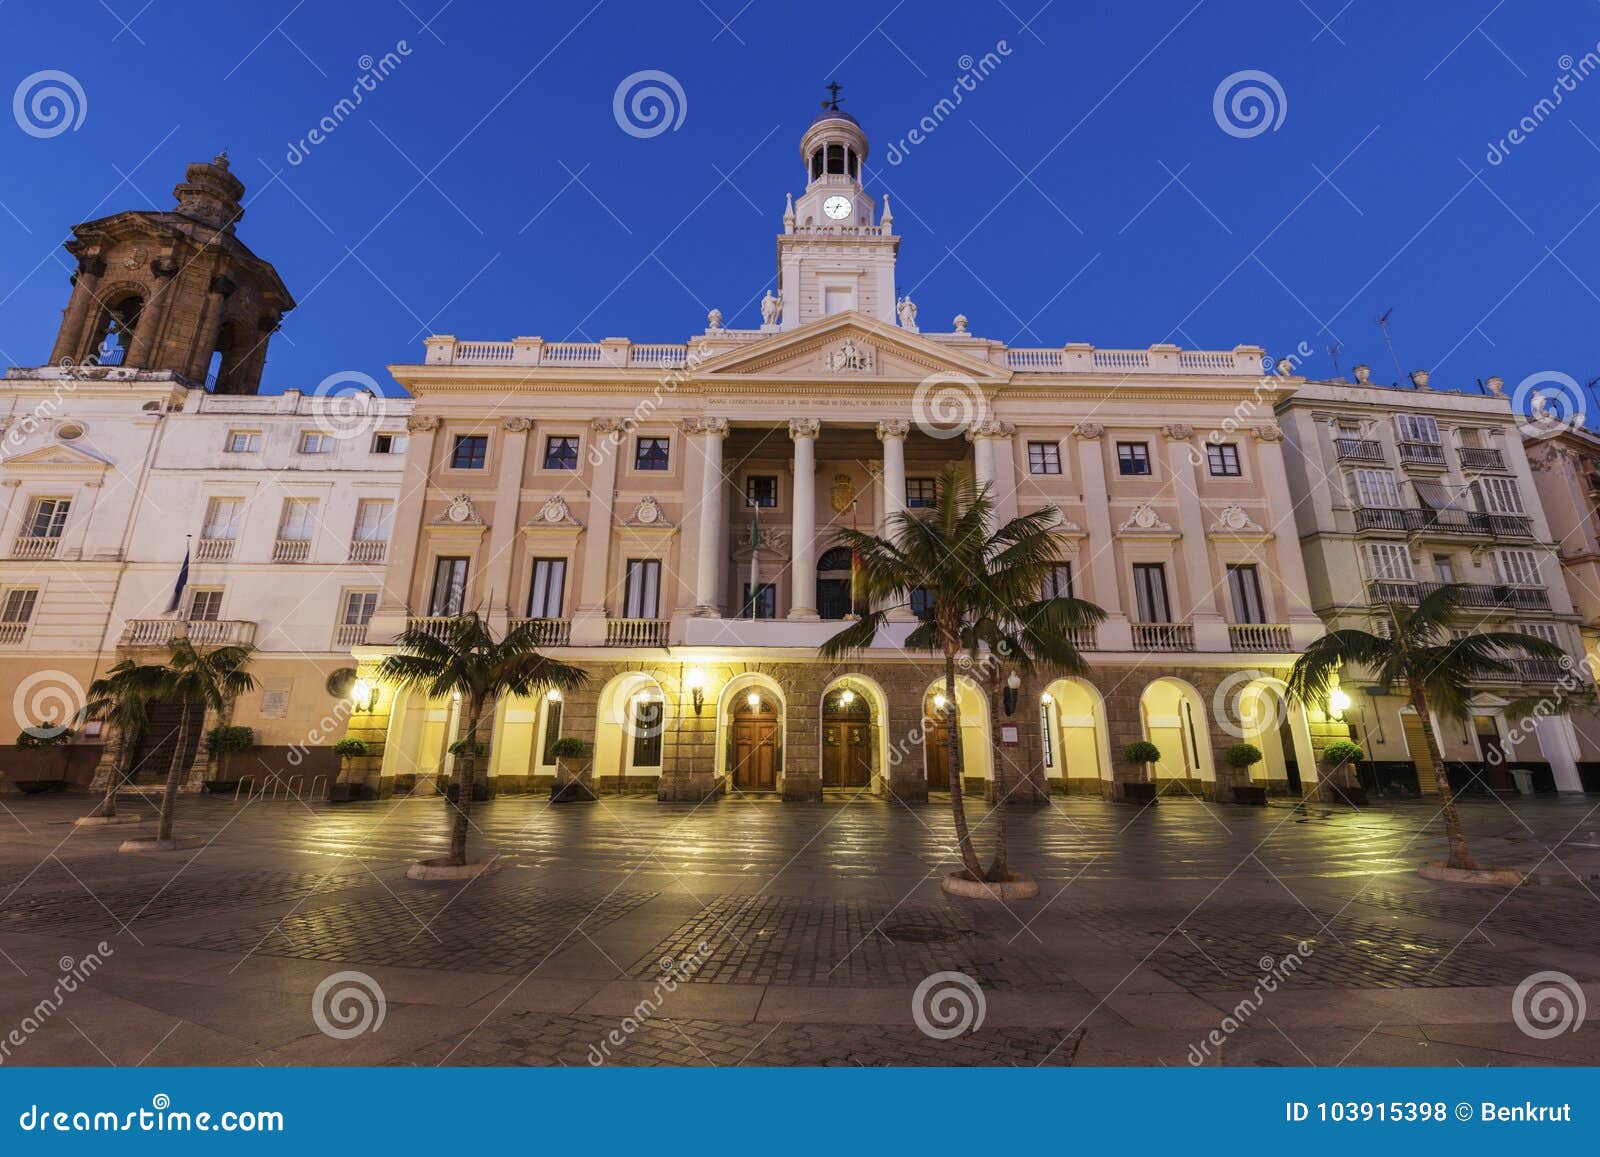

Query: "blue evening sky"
left=2, top=0, right=1598, bottom=409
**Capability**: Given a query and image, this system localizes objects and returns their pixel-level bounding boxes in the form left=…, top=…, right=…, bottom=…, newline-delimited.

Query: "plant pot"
left=328, top=782, right=359, bottom=803
left=406, top=857, right=502, bottom=881
left=443, top=781, right=490, bottom=803
left=1230, top=785, right=1268, bottom=806
left=551, top=757, right=597, bottom=803
left=1114, top=780, right=1158, bottom=803
left=941, top=871, right=1040, bottom=900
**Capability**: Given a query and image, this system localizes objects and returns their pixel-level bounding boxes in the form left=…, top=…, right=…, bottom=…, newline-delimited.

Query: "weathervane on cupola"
left=822, top=80, right=845, bottom=111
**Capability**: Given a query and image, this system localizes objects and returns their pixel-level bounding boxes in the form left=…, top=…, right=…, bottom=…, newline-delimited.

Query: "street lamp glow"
left=1329, top=689, right=1352, bottom=716
left=933, top=692, right=948, bottom=711
left=1040, top=692, right=1053, bottom=705
left=746, top=691, right=761, bottom=710
left=685, top=667, right=707, bottom=690
left=350, top=679, right=372, bottom=703
left=547, top=688, right=562, bottom=703
left=839, top=688, right=855, bottom=705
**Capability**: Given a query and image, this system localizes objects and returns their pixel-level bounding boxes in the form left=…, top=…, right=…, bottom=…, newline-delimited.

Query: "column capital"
left=1252, top=422, right=1285, bottom=442
left=789, top=418, right=820, bottom=440
left=1071, top=421, right=1104, bottom=440
left=965, top=418, right=1014, bottom=442
left=682, top=416, right=730, bottom=437
left=500, top=417, right=533, bottom=433
left=875, top=419, right=910, bottom=441
left=1161, top=423, right=1195, bottom=441
left=406, top=414, right=442, bottom=433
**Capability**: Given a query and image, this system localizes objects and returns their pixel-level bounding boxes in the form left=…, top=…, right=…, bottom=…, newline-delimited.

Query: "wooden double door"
left=924, top=716, right=952, bottom=791
left=822, top=699, right=873, bottom=789
left=729, top=698, right=781, bottom=791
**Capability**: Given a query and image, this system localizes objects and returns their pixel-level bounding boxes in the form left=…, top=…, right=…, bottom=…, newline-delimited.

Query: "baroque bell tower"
left=46, top=154, right=294, bottom=394
left=776, top=87, right=899, bottom=329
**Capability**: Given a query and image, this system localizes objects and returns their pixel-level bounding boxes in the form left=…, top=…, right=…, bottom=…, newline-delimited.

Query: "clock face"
left=822, top=195, right=852, bottom=221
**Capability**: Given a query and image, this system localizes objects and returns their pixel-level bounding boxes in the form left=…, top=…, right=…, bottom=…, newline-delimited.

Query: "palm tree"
left=1286, top=584, right=1563, bottom=870
left=153, top=639, right=258, bottom=842
left=378, top=613, right=586, bottom=867
left=821, top=463, right=1104, bottom=883
left=83, top=659, right=170, bottom=819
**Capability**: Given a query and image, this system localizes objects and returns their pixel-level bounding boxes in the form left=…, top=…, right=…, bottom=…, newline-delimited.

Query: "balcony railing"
left=511, top=617, right=572, bottom=647
left=1399, top=441, right=1446, bottom=467
left=1065, top=625, right=1099, bottom=652
left=122, top=618, right=257, bottom=647
left=1228, top=623, right=1291, bottom=652
left=195, top=537, right=234, bottom=562
left=0, top=621, right=28, bottom=646
left=348, top=539, right=387, bottom=564
left=405, top=616, right=458, bottom=640
left=273, top=538, right=311, bottom=563
left=333, top=623, right=368, bottom=649
left=1131, top=622, right=1195, bottom=652
left=11, top=535, right=60, bottom=560
left=1458, top=446, right=1507, bottom=471
left=1334, top=437, right=1384, bottom=463
left=1365, top=581, right=1551, bottom=611
left=1512, top=657, right=1571, bottom=684
left=606, top=618, right=669, bottom=648
left=1354, top=507, right=1533, bottom=538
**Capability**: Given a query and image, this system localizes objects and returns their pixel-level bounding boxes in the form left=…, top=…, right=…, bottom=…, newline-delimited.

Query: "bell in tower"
left=46, top=153, right=295, bottom=394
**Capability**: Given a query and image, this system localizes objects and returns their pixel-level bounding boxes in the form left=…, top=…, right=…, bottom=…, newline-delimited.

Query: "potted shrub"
left=444, top=739, right=489, bottom=802
left=12, top=728, right=76, bottom=793
left=330, top=737, right=369, bottom=803
left=1119, top=740, right=1161, bottom=803
left=1319, top=739, right=1368, bottom=805
left=549, top=736, right=596, bottom=803
left=203, top=725, right=256, bottom=792
left=1224, top=742, right=1267, bottom=805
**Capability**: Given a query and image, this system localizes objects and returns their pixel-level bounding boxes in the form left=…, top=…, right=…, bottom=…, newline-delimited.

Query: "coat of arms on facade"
left=626, top=496, right=670, bottom=527
left=531, top=496, right=579, bottom=526
left=439, top=494, right=482, bottom=524
left=1210, top=504, right=1264, bottom=533
left=826, top=339, right=873, bottom=372
left=829, top=473, right=855, bottom=513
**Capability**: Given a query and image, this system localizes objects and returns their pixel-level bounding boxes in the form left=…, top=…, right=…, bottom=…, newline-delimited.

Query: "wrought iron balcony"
left=1458, top=446, right=1507, bottom=471
left=1398, top=441, right=1446, bottom=467
left=1365, top=581, right=1551, bottom=611
left=1353, top=507, right=1533, bottom=538
left=1334, top=437, right=1384, bottom=463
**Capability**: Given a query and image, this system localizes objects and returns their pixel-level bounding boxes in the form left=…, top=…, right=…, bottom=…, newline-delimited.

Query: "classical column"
left=876, top=420, right=909, bottom=527
left=788, top=418, right=820, bottom=619
left=572, top=418, right=624, bottom=642
left=967, top=419, right=1016, bottom=531
left=373, top=415, right=441, bottom=634
left=185, top=275, right=236, bottom=381
left=481, top=417, right=532, bottom=632
left=125, top=265, right=177, bottom=368
left=688, top=417, right=730, bottom=615
left=1073, top=423, right=1129, bottom=648
left=51, top=256, right=105, bottom=364
left=1163, top=424, right=1225, bottom=649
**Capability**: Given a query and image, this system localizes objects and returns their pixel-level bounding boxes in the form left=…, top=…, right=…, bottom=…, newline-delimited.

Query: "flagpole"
left=748, top=502, right=760, bottom=619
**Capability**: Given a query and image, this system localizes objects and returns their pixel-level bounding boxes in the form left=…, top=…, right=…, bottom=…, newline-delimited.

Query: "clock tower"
left=776, top=90, right=899, bottom=329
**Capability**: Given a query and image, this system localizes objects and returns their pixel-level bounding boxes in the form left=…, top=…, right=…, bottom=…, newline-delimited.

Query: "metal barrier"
left=233, top=776, right=257, bottom=802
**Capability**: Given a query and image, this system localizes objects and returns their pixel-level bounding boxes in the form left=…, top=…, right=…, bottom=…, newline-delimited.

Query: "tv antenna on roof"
left=1327, top=341, right=1343, bottom=378
left=1375, top=308, right=1404, bottom=384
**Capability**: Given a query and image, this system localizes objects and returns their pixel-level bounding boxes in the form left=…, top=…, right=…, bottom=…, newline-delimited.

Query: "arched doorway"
left=1041, top=677, right=1110, bottom=789
left=1139, top=678, right=1215, bottom=787
left=821, top=683, right=873, bottom=790
left=728, top=690, right=781, bottom=791
left=816, top=546, right=854, bottom=620
left=1233, top=677, right=1319, bottom=795
left=921, top=678, right=990, bottom=793
left=595, top=673, right=668, bottom=789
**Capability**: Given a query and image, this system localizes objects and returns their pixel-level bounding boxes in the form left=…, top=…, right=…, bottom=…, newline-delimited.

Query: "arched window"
left=817, top=546, right=853, bottom=572
left=88, top=294, right=143, bottom=365
left=810, top=149, right=824, bottom=180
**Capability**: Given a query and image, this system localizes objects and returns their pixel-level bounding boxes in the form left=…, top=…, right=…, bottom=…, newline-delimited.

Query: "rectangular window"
left=527, top=557, right=567, bottom=619
left=1494, top=549, right=1541, bottom=587
left=1, top=588, right=38, bottom=624
left=1132, top=563, right=1171, bottom=623
left=1349, top=469, right=1400, bottom=509
left=1117, top=442, right=1151, bottom=476
left=1363, top=543, right=1414, bottom=581
left=371, top=432, right=409, bottom=455
left=225, top=430, right=261, bottom=453
left=1396, top=413, right=1441, bottom=444
left=540, top=699, right=564, bottom=766
left=430, top=557, right=469, bottom=616
left=1226, top=564, right=1266, bottom=624
left=342, top=590, right=378, bottom=625
left=631, top=699, right=664, bottom=768
left=1041, top=562, right=1074, bottom=600
left=450, top=434, right=488, bottom=470
left=543, top=436, right=579, bottom=470
left=1206, top=443, right=1242, bottom=477
left=823, top=287, right=853, bottom=315
left=1516, top=622, right=1561, bottom=645
left=26, top=498, right=70, bottom=539
left=278, top=499, right=318, bottom=541
left=634, top=437, right=670, bottom=471
left=353, top=499, right=393, bottom=542
left=1027, top=441, right=1062, bottom=475
left=202, top=498, right=243, bottom=541
left=299, top=431, right=333, bottom=454
left=1433, top=554, right=1456, bottom=583
left=910, top=587, right=934, bottom=617
left=188, top=589, right=224, bottom=621
left=1472, top=476, right=1524, bottom=514
left=1039, top=701, right=1054, bottom=768
left=745, top=475, right=778, bottom=508
left=742, top=582, right=777, bottom=619
left=623, top=558, right=661, bottom=619
left=906, top=477, right=938, bottom=508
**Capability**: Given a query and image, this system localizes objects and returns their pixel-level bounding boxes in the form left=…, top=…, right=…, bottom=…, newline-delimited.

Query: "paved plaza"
left=1, top=791, right=1598, bottom=1066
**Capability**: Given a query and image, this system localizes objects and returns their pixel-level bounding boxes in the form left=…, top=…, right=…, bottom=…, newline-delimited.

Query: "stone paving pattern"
left=0, top=794, right=1598, bottom=1067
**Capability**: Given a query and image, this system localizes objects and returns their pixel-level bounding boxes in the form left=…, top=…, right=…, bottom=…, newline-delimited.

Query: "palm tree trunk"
left=447, top=699, right=482, bottom=866
left=942, top=656, right=986, bottom=880
left=156, top=702, right=190, bottom=842
left=90, top=733, right=129, bottom=819
left=1408, top=684, right=1476, bottom=870
left=984, top=664, right=1009, bottom=882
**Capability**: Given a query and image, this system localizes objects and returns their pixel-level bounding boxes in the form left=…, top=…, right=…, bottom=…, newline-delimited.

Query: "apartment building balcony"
left=1398, top=441, right=1446, bottom=468
left=1353, top=507, right=1533, bottom=539
left=195, top=537, right=234, bottom=562
left=605, top=618, right=669, bottom=648
left=273, top=538, right=311, bottom=563
left=511, top=617, right=572, bottom=647
left=1065, top=625, right=1099, bottom=652
left=1458, top=446, right=1507, bottom=471
left=404, top=616, right=456, bottom=641
left=1131, top=622, right=1195, bottom=652
left=1365, top=581, right=1551, bottom=612
left=1333, top=437, right=1385, bottom=463
left=1228, top=623, right=1291, bottom=652
left=121, top=618, right=257, bottom=648
left=11, top=535, right=60, bottom=560
left=0, top=621, right=29, bottom=646
left=1510, top=657, right=1575, bottom=685
left=348, top=539, right=388, bottom=564
left=333, top=623, right=368, bottom=649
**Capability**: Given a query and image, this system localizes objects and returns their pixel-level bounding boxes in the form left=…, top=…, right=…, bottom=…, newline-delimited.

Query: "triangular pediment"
left=0, top=442, right=114, bottom=471
left=692, top=312, right=1009, bottom=383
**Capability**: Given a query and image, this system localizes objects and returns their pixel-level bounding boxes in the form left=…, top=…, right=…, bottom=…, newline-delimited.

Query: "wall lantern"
left=1328, top=688, right=1352, bottom=719
left=350, top=679, right=379, bottom=712
left=1003, top=670, right=1021, bottom=717
left=746, top=691, right=762, bottom=711
left=1040, top=692, right=1054, bottom=706
left=547, top=688, right=563, bottom=703
left=933, top=692, right=949, bottom=712
left=685, top=667, right=707, bottom=715
left=839, top=688, right=855, bottom=706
